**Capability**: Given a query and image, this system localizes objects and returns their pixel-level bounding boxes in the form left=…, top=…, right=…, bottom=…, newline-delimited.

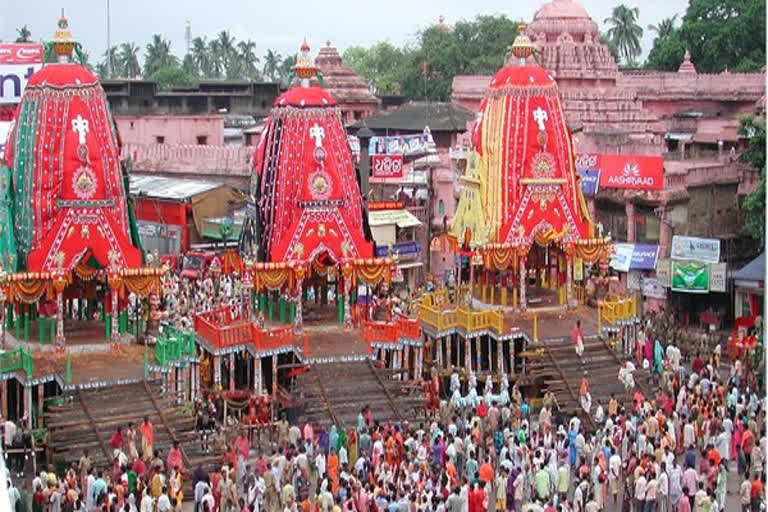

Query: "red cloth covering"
left=6, top=63, right=142, bottom=272
left=475, top=63, right=592, bottom=246
left=254, top=84, right=373, bottom=264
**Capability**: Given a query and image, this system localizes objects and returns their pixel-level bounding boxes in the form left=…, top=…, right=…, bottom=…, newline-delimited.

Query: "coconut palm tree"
left=279, top=55, right=297, bottom=87
left=143, top=34, right=178, bottom=77
left=262, top=49, right=282, bottom=82
left=237, top=39, right=261, bottom=80
left=215, top=30, right=236, bottom=77
left=190, top=36, right=211, bottom=78
left=120, top=42, right=141, bottom=78
left=15, top=25, right=32, bottom=43
left=647, top=14, right=678, bottom=41
left=208, top=39, right=223, bottom=79
left=103, top=45, right=121, bottom=77
left=604, top=5, right=644, bottom=65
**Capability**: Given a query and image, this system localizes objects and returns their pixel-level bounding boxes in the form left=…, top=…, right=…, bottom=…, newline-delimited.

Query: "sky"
left=1, top=0, right=689, bottom=67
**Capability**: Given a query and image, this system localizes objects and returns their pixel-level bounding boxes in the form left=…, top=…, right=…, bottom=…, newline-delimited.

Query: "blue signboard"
left=577, top=169, right=600, bottom=196
left=630, top=244, right=660, bottom=270
left=375, top=241, right=421, bottom=258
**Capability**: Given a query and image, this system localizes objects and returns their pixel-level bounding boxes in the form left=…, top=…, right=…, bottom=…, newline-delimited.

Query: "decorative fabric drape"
left=574, top=243, right=604, bottom=262
left=255, top=268, right=292, bottom=291
left=354, top=263, right=392, bottom=286
left=74, top=261, right=100, bottom=281
left=9, top=279, right=52, bottom=303
left=122, top=274, right=161, bottom=298
left=483, top=247, right=516, bottom=271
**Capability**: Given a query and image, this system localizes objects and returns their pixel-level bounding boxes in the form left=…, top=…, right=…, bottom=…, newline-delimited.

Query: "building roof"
left=129, top=174, right=224, bottom=201
left=350, top=102, right=474, bottom=132
left=732, top=252, right=765, bottom=283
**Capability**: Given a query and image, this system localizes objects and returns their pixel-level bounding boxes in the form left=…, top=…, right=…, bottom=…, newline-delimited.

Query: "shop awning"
left=368, top=209, right=422, bottom=228
left=610, top=243, right=659, bottom=272
left=732, top=252, right=764, bottom=284
left=665, top=132, right=694, bottom=142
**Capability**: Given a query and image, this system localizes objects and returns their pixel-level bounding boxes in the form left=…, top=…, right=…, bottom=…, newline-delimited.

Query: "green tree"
left=190, top=36, right=212, bottom=78
left=214, top=30, right=237, bottom=78
left=262, top=49, right=282, bottom=82
left=15, top=25, right=31, bottom=43
left=645, top=0, right=765, bottom=72
left=604, top=5, right=643, bottom=65
left=645, top=27, right=686, bottom=70
left=739, top=114, right=766, bottom=243
left=681, top=0, right=765, bottom=72
left=343, top=42, right=407, bottom=95
left=237, top=40, right=261, bottom=80
left=144, top=34, right=178, bottom=77
left=119, top=42, right=141, bottom=78
left=278, top=55, right=297, bottom=87
left=148, top=65, right=198, bottom=90
left=103, top=45, right=121, bottom=77
left=647, top=14, right=678, bottom=40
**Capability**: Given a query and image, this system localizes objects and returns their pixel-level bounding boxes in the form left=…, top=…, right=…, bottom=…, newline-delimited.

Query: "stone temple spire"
left=677, top=50, right=697, bottom=74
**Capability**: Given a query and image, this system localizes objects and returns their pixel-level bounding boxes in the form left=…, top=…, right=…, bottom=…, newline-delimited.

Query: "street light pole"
left=106, top=0, right=112, bottom=76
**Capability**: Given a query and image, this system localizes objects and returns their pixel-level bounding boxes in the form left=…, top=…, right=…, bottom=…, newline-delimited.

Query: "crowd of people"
left=4, top=309, right=766, bottom=512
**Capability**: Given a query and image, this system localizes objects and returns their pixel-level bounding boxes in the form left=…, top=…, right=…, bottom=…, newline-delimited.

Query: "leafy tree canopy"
left=739, top=114, right=766, bottom=244
left=646, top=0, right=765, bottom=72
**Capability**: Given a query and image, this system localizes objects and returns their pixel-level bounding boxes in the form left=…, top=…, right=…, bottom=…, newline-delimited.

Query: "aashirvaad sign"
left=598, top=154, right=664, bottom=191
left=0, top=43, right=44, bottom=104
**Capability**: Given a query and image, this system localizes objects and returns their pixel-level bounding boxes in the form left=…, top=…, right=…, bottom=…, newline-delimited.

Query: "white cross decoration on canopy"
left=71, top=115, right=89, bottom=145
left=309, top=123, right=325, bottom=148
left=532, top=107, right=548, bottom=131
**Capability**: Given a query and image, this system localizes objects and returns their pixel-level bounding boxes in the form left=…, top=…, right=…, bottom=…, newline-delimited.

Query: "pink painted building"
left=115, top=115, right=224, bottom=146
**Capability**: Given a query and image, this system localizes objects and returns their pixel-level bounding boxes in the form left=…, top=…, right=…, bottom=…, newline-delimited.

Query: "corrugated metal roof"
left=129, top=174, right=224, bottom=201
left=732, top=252, right=764, bottom=283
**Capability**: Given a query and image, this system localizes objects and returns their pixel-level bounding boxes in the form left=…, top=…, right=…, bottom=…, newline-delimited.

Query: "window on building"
left=438, top=199, right=445, bottom=216
left=155, top=136, right=165, bottom=144
left=196, top=135, right=208, bottom=145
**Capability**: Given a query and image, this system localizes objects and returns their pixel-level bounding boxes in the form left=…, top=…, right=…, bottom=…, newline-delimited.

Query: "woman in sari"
left=347, top=429, right=357, bottom=467
left=327, top=448, right=340, bottom=495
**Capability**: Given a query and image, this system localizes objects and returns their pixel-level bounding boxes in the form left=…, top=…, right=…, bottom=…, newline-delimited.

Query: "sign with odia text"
left=371, top=154, right=404, bottom=178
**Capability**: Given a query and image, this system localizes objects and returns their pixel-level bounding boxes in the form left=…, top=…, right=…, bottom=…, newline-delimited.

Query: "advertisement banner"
left=375, top=241, right=421, bottom=258
left=598, top=154, right=664, bottom=191
left=629, top=244, right=660, bottom=270
left=370, top=133, right=435, bottom=157
left=576, top=169, right=600, bottom=196
left=709, top=262, right=727, bottom=292
left=575, top=153, right=600, bottom=170
left=671, top=260, right=710, bottom=293
left=642, top=277, right=667, bottom=299
left=656, top=259, right=671, bottom=287
left=670, top=235, right=720, bottom=264
left=0, top=43, right=44, bottom=104
left=627, top=270, right=642, bottom=291
left=371, top=154, right=404, bottom=178
left=609, top=243, right=634, bottom=272
left=573, top=256, right=584, bottom=281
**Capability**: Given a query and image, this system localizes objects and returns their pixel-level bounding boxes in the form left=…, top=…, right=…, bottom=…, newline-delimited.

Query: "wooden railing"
left=362, top=317, right=422, bottom=354
left=0, top=347, right=33, bottom=377
left=598, top=294, right=638, bottom=327
left=573, top=285, right=586, bottom=305
left=420, top=304, right=503, bottom=334
left=195, top=306, right=297, bottom=353
left=155, top=325, right=196, bottom=365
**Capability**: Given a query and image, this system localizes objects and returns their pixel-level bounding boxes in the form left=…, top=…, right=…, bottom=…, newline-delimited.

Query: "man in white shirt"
left=157, top=487, right=171, bottom=512
left=194, top=479, right=210, bottom=512
left=609, top=451, right=622, bottom=505
left=658, top=462, right=670, bottom=512
left=635, top=470, right=648, bottom=512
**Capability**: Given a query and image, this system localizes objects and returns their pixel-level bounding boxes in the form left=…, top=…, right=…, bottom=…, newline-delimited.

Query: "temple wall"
left=617, top=71, right=765, bottom=100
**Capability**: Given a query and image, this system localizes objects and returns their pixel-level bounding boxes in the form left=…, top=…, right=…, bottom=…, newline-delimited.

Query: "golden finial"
left=509, top=24, right=535, bottom=62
